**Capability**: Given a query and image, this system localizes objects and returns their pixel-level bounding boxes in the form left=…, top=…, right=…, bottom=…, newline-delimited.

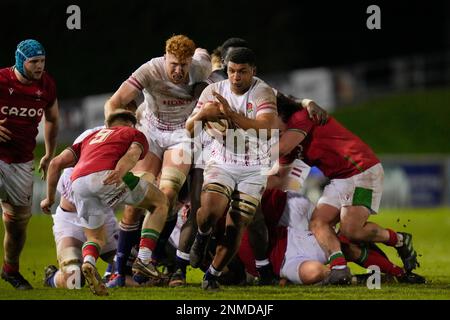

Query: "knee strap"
left=58, top=246, right=82, bottom=272
left=231, top=193, right=260, bottom=219
left=159, top=167, right=187, bottom=194
left=202, top=182, right=233, bottom=200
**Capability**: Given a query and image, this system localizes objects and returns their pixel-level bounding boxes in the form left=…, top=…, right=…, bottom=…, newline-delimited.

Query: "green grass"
left=333, top=87, right=450, bottom=154
left=1, top=208, right=450, bottom=300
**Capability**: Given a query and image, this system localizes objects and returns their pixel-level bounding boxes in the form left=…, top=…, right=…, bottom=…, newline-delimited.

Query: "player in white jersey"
left=185, top=47, right=278, bottom=291
left=103, top=35, right=211, bottom=285
left=43, top=126, right=119, bottom=290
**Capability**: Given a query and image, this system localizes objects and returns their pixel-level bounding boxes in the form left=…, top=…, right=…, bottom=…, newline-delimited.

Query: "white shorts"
left=138, top=116, right=191, bottom=162
left=52, top=206, right=119, bottom=254
left=203, top=162, right=267, bottom=200
left=278, top=191, right=315, bottom=231
left=192, top=132, right=213, bottom=170
left=318, top=163, right=384, bottom=213
left=0, top=160, right=34, bottom=206
left=72, top=170, right=150, bottom=229
left=280, top=227, right=327, bottom=284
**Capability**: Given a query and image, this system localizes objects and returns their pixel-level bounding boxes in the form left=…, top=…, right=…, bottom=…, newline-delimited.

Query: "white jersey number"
left=89, top=129, right=114, bottom=145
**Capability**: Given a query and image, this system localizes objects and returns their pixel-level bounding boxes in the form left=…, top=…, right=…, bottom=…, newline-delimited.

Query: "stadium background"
left=0, top=0, right=449, bottom=299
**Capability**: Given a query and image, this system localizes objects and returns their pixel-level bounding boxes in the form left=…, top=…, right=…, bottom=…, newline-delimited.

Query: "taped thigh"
left=159, top=167, right=187, bottom=194
left=202, top=182, right=233, bottom=200
left=57, top=246, right=82, bottom=272
left=133, top=171, right=156, bottom=184
left=230, top=192, right=260, bottom=220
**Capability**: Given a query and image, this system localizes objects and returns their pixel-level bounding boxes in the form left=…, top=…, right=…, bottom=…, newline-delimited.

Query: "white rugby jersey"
left=126, top=48, right=211, bottom=130
left=192, top=77, right=277, bottom=166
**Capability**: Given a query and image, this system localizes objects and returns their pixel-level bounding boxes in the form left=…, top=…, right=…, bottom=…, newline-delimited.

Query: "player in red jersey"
left=235, top=188, right=425, bottom=286
left=40, top=110, right=169, bottom=295
left=274, top=101, right=419, bottom=285
left=0, top=39, right=59, bottom=290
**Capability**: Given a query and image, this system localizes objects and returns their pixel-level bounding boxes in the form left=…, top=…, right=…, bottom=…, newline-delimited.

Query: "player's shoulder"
left=138, top=57, right=164, bottom=75
left=0, top=67, right=12, bottom=84
left=252, top=77, right=275, bottom=94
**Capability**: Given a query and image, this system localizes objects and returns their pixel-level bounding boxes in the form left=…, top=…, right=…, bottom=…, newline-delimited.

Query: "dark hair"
left=276, top=93, right=300, bottom=123
left=220, top=37, right=249, bottom=59
left=226, top=47, right=256, bottom=66
left=106, top=110, right=137, bottom=127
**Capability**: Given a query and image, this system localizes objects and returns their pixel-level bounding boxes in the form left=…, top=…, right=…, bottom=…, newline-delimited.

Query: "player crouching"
left=41, top=109, right=169, bottom=296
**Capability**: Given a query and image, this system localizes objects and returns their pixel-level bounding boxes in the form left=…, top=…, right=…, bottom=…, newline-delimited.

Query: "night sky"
left=1, top=0, right=447, bottom=99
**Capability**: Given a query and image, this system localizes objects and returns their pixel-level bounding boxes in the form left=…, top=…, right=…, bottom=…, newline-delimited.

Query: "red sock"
left=363, top=249, right=404, bottom=277
left=329, top=251, right=347, bottom=269
left=385, top=229, right=399, bottom=247
left=82, top=242, right=100, bottom=261
left=140, top=237, right=157, bottom=252
left=3, top=263, right=19, bottom=274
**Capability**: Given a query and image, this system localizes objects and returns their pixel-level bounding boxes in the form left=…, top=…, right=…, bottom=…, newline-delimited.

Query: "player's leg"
left=310, top=179, right=353, bottom=284
left=109, top=152, right=160, bottom=287
left=82, top=224, right=108, bottom=296
left=45, top=237, right=84, bottom=289
left=1, top=203, right=33, bottom=290
left=132, top=180, right=169, bottom=284
left=309, top=203, right=351, bottom=284
left=190, top=184, right=231, bottom=270
left=202, top=192, right=258, bottom=291
left=247, top=206, right=277, bottom=285
left=152, top=148, right=190, bottom=265
left=339, top=163, right=419, bottom=272
left=169, top=168, right=204, bottom=286
left=0, top=161, right=34, bottom=290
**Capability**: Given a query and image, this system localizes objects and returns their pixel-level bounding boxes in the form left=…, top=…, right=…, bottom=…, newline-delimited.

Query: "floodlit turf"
left=0, top=208, right=449, bottom=300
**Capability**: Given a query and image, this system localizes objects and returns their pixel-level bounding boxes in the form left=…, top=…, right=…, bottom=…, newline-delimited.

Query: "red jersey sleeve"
left=69, top=142, right=82, bottom=161
left=132, top=130, right=149, bottom=160
left=286, top=109, right=314, bottom=136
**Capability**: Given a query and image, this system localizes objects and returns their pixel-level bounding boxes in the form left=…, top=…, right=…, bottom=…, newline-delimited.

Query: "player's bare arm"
left=278, top=130, right=306, bottom=157
left=302, top=99, right=328, bottom=125
left=104, top=82, right=140, bottom=118
left=39, top=99, right=60, bottom=180
left=40, top=148, right=77, bottom=214
left=277, top=91, right=328, bottom=125
left=213, top=91, right=277, bottom=136
left=102, top=142, right=143, bottom=186
left=185, top=102, right=223, bottom=135
left=0, top=118, right=12, bottom=142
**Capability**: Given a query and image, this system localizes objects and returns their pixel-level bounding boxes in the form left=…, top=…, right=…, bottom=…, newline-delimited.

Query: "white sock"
left=83, top=255, right=96, bottom=266
left=255, top=259, right=270, bottom=268
left=137, top=247, right=153, bottom=265
left=395, top=233, right=404, bottom=247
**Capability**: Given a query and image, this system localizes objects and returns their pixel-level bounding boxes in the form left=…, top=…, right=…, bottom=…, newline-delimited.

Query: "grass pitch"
left=0, top=208, right=449, bottom=300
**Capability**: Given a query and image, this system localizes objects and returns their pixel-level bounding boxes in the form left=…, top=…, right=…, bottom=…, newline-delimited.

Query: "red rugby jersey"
left=0, top=67, right=57, bottom=163
left=282, top=109, right=380, bottom=179
left=70, top=126, right=148, bottom=182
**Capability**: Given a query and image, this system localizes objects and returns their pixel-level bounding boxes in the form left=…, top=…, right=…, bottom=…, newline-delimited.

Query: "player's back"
left=70, top=126, right=148, bottom=181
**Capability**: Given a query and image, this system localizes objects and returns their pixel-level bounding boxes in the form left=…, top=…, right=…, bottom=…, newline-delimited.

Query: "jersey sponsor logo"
left=8, top=88, right=14, bottom=95
left=1, top=106, right=44, bottom=117
left=162, top=99, right=192, bottom=106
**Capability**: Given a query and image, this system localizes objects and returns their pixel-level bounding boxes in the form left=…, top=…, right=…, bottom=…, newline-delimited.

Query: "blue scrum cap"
left=15, top=39, right=46, bottom=78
